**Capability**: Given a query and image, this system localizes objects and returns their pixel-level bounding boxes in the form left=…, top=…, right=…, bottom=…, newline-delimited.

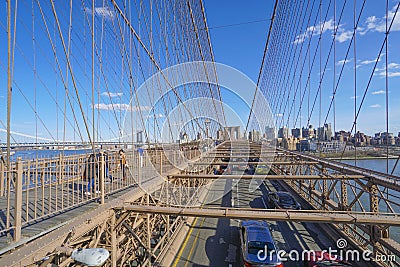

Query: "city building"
left=248, top=129, right=261, bottom=142
left=179, top=132, right=189, bottom=143
left=374, top=132, right=395, bottom=145
left=314, top=140, right=346, bottom=152
left=352, top=131, right=371, bottom=146
left=224, top=126, right=241, bottom=140
left=291, top=128, right=302, bottom=138
left=297, top=140, right=310, bottom=151
left=335, top=130, right=351, bottom=142
left=196, top=132, right=202, bottom=140
left=278, top=127, right=290, bottom=139
left=302, top=125, right=316, bottom=139
left=317, top=123, right=332, bottom=141
left=136, top=131, right=143, bottom=143
left=216, top=129, right=224, bottom=140
left=265, top=126, right=276, bottom=140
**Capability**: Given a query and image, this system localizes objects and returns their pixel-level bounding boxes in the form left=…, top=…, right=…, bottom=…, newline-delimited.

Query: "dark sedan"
left=304, top=251, right=352, bottom=266
left=267, top=191, right=301, bottom=210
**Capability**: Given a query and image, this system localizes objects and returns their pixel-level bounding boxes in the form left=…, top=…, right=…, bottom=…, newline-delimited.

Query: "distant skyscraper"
left=265, top=126, right=276, bottom=139
left=249, top=129, right=261, bottom=141
left=278, top=127, right=289, bottom=138
left=216, top=129, right=224, bottom=140
left=136, top=131, right=143, bottom=143
left=224, top=126, right=241, bottom=140
left=302, top=125, right=315, bottom=139
left=291, top=128, right=302, bottom=138
left=317, top=123, right=332, bottom=141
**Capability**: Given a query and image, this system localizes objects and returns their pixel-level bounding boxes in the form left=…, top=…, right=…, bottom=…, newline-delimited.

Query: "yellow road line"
left=183, top=217, right=207, bottom=267
left=172, top=217, right=199, bottom=267
left=172, top=180, right=214, bottom=266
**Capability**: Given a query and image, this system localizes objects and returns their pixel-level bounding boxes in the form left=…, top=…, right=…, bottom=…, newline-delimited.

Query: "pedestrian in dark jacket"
left=84, top=153, right=99, bottom=195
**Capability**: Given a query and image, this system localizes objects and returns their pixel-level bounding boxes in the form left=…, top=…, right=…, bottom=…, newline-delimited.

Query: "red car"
left=303, top=251, right=352, bottom=267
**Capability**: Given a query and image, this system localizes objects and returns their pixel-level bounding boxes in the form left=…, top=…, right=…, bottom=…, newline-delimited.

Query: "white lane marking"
left=236, top=178, right=239, bottom=207
left=232, top=179, right=235, bottom=207
left=261, top=196, right=268, bottom=209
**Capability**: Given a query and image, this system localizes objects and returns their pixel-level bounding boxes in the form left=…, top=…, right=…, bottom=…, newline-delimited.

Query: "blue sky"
left=203, top=0, right=400, bottom=136
left=0, top=0, right=399, bottom=143
left=203, top=0, right=272, bottom=82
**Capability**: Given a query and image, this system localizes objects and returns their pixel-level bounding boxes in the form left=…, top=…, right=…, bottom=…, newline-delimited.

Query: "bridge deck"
left=172, top=173, right=345, bottom=267
left=0, top=175, right=138, bottom=251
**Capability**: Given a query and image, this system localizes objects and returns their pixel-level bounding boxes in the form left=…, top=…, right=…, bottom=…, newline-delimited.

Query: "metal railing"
left=0, top=146, right=200, bottom=243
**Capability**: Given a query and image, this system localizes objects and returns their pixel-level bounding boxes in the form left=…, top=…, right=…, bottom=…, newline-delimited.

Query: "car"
left=303, top=251, right=352, bottom=266
left=255, top=165, right=270, bottom=175
left=245, top=165, right=255, bottom=175
left=267, top=191, right=301, bottom=210
left=240, top=220, right=283, bottom=267
left=249, top=157, right=260, bottom=162
left=237, top=164, right=248, bottom=171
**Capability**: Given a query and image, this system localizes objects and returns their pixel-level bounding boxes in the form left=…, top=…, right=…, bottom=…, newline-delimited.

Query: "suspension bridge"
left=0, top=0, right=400, bottom=266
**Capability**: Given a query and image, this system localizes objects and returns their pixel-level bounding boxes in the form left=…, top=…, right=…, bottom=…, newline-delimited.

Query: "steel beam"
left=276, top=148, right=400, bottom=191
left=116, top=205, right=400, bottom=226
left=0, top=178, right=163, bottom=267
left=200, top=155, right=279, bottom=159
left=168, top=174, right=365, bottom=180
left=190, top=161, right=320, bottom=165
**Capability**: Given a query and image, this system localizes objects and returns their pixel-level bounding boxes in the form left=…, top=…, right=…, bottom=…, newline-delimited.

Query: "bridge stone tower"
left=223, top=126, right=240, bottom=140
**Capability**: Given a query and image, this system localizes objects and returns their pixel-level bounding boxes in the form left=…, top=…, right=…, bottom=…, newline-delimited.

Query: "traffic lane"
left=174, top=179, right=243, bottom=267
left=174, top=176, right=332, bottom=267
left=232, top=179, right=335, bottom=267
left=262, top=180, right=337, bottom=266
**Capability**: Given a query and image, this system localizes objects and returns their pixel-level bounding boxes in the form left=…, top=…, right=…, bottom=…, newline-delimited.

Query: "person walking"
left=84, top=153, right=99, bottom=195
left=119, top=149, right=127, bottom=180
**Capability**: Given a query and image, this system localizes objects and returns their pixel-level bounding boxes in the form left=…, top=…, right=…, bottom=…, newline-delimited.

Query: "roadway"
left=172, top=171, right=338, bottom=267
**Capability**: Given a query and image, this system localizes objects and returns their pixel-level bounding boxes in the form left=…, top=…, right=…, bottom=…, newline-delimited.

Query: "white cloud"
left=336, top=58, right=352, bottom=65
left=293, top=19, right=335, bottom=44
left=93, top=103, right=151, bottom=112
left=275, top=113, right=283, bottom=117
left=375, top=62, right=400, bottom=76
left=388, top=62, right=400, bottom=69
left=372, top=90, right=385, bottom=95
left=336, top=30, right=353, bottom=42
left=361, top=5, right=400, bottom=35
left=84, top=6, right=115, bottom=20
left=294, top=4, right=400, bottom=43
left=370, top=104, right=381, bottom=108
left=388, top=72, right=400, bottom=77
left=360, top=58, right=381, bottom=65
left=376, top=70, right=400, bottom=78
left=147, top=113, right=165, bottom=119
left=101, top=92, right=123, bottom=98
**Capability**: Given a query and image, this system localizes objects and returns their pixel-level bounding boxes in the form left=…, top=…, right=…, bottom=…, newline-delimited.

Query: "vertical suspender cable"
left=385, top=0, right=389, bottom=212
left=92, top=0, right=96, bottom=145
left=318, top=0, right=322, bottom=154
left=353, top=0, right=357, bottom=166
left=333, top=0, right=336, bottom=140
left=385, top=0, right=389, bottom=174
left=244, top=0, right=279, bottom=135
left=6, top=0, right=12, bottom=231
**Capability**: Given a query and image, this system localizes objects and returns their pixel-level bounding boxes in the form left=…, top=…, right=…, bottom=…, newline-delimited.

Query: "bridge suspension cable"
left=252, top=0, right=400, bottom=175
